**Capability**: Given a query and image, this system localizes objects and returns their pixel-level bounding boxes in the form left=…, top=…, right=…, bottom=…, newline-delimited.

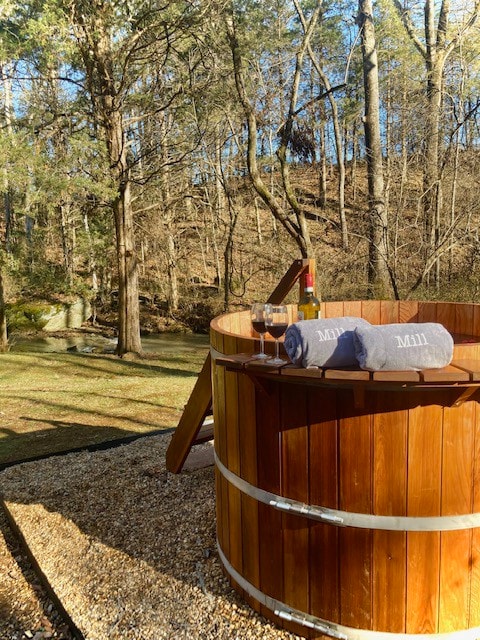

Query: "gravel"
left=0, top=435, right=301, bottom=640
left=0, top=507, right=74, bottom=639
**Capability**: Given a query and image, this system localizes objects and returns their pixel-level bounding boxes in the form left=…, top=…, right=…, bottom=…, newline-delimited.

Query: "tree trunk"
left=254, top=197, right=263, bottom=246
left=351, top=118, right=359, bottom=203
left=423, top=49, right=444, bottom=252
left=60, top=202, right=75, bottom=286
left=166, top=229, right=179, bottom=312
left=71, top=1, right=142, bottom=356
left=0, top=257, right=7, bottom=352
left=358, top=0, right=392, bottom=298
left=1, top=63, right=15, bottom=252
left=109, top=113, right=142, bottom=355
left=213, top=127, right=225, bottom=286
left=113, top=181, right=142, bottom=355
left=318, top=119, right=327, bottom=208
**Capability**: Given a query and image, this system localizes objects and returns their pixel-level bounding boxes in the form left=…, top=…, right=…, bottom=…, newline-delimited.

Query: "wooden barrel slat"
left=470, top=399, right=480, bottom=627
left=380, top=299, right=400, bottom=324
left=340, top=528, right=373, bottom=629
left=361, top=299, right=382, bottom=324
left=443, top=401, right=475, bottom=516
left=225, top=372, right=242, bottom=577
left=211, top=301, right=480, bottom=639
left=436, top=302, right=458, bottom=333
left=237, top=372, right=260, bottom=610
left=338, top=390, right=373, bottom=629
left=408, top=396, right=443, bottom=518
left=373, top=391, right=408, bottom=516
left=240, top=493, right=260, bottom=612
left=418, top=301, right=438, bottom=323
left=407, top=531, right=441, bottom=633
left=439, top=400, right=475, bottom=631
left=406, top=397, right=443, bottom=633
left=373, top=529, right=407, bottom=632
left=212, top=328, right=228, bottom=561
left=342, top=300, right=363, bottom=317
left=309, top=388, right=338, bottom=510
left=324, top=300, right=344, bottom=318
left=399, top=300, right=419, bottom=323
left=238, top=374, right=257, bottom=484
left=222, top=333, right=245, bottom=598
left=455, top=303, right=475, bottom=335
left=439, top=529, right=472, bottom=633
left=255, top=382, right=284, bottom=622
left=281, top=385, right=309, bottom=618
left=309, top=389, right=339, bottom=622
left=372, top=390, right=408, bottom=630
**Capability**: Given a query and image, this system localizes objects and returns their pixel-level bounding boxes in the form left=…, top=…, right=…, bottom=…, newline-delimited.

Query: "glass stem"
left=260, top=333, right=265, bottom=355
left=275, top=339, right=279, bottom=360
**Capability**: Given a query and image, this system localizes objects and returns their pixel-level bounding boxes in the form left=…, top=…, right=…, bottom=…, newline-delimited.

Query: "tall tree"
left=0, top=67, right=10, bottom=350
left=293, top=0, right=349, bottom=250
left=66, top=0, right=214, bottom=353
left=393, top=0, right=480, bottom=284
left=67, top=0, right=144, bottom=354
left=358, top=0, right=392, bottom=296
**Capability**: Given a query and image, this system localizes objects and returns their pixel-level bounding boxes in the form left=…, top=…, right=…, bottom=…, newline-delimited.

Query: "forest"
left=0, top=0, right=479, bottom=353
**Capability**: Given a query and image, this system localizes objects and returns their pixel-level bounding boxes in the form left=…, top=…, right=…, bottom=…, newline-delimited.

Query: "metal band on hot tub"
left=214, top=452, right=480, bottom=532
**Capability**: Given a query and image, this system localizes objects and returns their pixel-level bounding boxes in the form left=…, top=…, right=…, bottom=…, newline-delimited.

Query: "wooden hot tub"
left=210, top=301, right=480, bottom=640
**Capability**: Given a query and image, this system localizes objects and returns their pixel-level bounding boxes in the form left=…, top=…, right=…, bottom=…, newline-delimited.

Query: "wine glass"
left=251, top=303, right=270, bottom=359
left=265, top=304, right=289, bottom=365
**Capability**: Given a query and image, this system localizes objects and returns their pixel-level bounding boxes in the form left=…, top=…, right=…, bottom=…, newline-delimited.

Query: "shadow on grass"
left=0, top=421, right=174, bottom=470
left=0, top=348, right=209, bottom=468
left=62, top=352, right=205, bottom=378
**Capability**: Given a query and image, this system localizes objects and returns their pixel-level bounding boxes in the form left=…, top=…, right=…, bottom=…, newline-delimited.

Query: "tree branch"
left=392, top=0, right=427, bottom=58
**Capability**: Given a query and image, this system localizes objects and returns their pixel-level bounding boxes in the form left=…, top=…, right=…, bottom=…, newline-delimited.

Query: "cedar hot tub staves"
left=211, top=300, right=480, bottom=640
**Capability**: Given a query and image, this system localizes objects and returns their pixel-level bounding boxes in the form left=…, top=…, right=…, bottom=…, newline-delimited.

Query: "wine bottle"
left=298, top=273, right=321, bottom=320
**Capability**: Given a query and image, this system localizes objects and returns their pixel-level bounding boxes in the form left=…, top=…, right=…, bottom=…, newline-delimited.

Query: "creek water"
left=10, top=332, right=210, bottom=354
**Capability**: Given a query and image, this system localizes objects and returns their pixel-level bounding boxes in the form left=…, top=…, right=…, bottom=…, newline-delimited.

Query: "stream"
left=10, top=332, right=210, bottom=354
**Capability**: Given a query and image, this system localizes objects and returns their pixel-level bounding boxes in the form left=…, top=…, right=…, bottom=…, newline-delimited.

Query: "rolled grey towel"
left=353, top=322, right=454, bottom=371
left=284, top=317, right=371, bottom=368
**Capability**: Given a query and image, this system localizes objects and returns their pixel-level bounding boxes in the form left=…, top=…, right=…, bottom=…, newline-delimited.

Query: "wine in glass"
left=251, top=303, right=270, bottom=359
left=265, top=304, right=289, bottom=365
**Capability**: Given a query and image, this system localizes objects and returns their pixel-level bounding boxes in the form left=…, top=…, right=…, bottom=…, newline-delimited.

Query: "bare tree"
left=393, top=0, right=480, bottom=285
left=0, top=61, right=14, bottom=350
left=68, top=0, right=213, bottom=354
left=225, top=3, right=322, bottom=258
left=358, top=0, right=393, bottom=297
left=293, top=0, right=349, bottom=250
left=69, top=1, right=143, bottom=354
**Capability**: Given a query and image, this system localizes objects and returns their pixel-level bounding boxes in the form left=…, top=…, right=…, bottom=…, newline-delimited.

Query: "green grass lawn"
left=0, top=346, right=209, bottom=466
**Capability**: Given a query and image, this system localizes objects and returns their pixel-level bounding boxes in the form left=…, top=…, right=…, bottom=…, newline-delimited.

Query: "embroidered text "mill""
left=395, top=333, right=428, bottom=348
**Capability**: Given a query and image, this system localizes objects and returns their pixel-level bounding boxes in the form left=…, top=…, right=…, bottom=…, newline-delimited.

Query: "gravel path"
left=0, top=435, right=301, bottom=640
left=0, top=507, right=74, bottom=639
